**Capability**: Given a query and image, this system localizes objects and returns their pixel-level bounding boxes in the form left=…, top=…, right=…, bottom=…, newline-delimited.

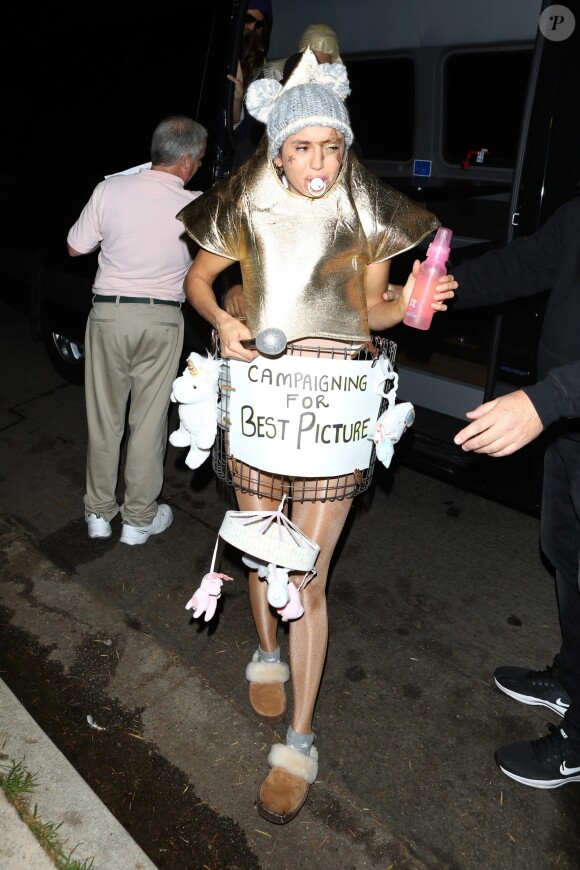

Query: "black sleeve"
left=523, top=361, right=580, bottom=427
left=452, top=199, right=580, bottom=309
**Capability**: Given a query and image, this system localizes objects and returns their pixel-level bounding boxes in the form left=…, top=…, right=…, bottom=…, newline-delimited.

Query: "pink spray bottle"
left=403, top=227, right=453, bottom=331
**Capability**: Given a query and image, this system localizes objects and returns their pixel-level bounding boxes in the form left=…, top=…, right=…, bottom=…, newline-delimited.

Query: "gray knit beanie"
left=245, top=48, right=353, bottom=158
left=267, top=83, right=353, bottom=157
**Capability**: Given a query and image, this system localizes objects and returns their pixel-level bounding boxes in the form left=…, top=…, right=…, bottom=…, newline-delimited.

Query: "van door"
left=391, top=0, right=580, bottom=515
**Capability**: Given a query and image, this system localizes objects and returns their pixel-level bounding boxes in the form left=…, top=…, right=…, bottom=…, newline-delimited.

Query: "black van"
left=385, top=0, right=580, bottom=516
left=2, top=0, right=579, bottom=515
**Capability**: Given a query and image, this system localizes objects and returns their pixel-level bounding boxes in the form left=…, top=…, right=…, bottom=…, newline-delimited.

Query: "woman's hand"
left=393, top=260, right=458, bottom=312
left=227, top=62, right=244, bottom=102
left=216, top=312, right=259, bottom=362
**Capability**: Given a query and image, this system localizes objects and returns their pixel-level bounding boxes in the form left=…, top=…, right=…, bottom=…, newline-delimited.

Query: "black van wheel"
left=44, top=330, right=85, bottom=385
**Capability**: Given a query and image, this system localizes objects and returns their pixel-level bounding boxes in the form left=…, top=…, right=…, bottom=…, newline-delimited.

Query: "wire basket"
left=212, top=335, right=397, bottom=502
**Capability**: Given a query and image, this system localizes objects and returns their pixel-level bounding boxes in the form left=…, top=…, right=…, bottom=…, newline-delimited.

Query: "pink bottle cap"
left=428, top=227, right=453, bottom=261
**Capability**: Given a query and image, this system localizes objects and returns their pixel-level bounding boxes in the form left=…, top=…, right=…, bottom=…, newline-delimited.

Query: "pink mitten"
left=185, top=572, right=233, bottom=622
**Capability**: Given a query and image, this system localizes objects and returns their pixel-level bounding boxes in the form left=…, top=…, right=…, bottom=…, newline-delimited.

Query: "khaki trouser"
left=83, top=299, right=184, bottom=526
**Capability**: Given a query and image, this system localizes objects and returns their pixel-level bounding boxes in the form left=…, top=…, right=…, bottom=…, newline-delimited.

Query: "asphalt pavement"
left=2, top=297, right=580, bottom=869
left=0, top=511, right=438, bottom=869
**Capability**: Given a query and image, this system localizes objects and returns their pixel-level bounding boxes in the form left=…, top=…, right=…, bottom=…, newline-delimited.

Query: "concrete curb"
left=0, top=785, right=56, bottom=870
left=0, top=678, right=156, bottom=870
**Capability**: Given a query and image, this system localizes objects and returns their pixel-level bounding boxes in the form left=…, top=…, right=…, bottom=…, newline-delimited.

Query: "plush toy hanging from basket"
left=169, top=351, right=223, bottom=470
left=185, top=534, right=233, bottom=622
left=371, top=369, right=415, bottom=469
left=185, top=496, right=318, bottom=623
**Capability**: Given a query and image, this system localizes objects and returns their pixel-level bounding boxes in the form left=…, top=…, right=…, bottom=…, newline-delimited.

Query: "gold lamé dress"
left=177, top=138, right=439, bottom=344
left=177, top=138, right=440, bottom=500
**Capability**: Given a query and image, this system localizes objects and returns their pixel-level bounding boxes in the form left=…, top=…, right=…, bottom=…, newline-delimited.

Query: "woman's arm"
left=222, top=283, right=245, bottom=318
left=367, top=259, right=456, bottom=331
left=366, top=260, right=403, bottom=330
left=184, top=250, right=257, bottom=360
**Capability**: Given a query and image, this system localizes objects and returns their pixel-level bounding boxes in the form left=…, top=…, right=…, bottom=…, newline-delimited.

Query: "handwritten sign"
left=226, top=355, right=385, bottom=477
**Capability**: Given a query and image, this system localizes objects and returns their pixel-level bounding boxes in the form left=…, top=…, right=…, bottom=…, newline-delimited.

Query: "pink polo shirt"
left=67, top=169, right=202, bottom=302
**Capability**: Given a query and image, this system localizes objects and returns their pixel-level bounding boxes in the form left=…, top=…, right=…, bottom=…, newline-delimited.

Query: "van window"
left=443, top=48, right=533, bottom=169
left=346, top=56, right=414, bottom=161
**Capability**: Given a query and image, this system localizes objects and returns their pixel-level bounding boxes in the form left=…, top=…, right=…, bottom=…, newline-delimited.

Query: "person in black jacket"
left=228, top=0, right=276, bottom=168
left=449, top=196, right=580, bottom=789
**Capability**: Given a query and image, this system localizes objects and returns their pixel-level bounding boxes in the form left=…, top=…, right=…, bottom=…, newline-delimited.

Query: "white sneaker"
left=120, top=504, right=173, bottom=546
left=85, top=511, right=112, bottom=539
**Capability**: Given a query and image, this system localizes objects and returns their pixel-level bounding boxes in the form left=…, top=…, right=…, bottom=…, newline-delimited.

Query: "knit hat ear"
left=245, top=78, right=282, bottom=124
left=311, top=62, right=350, bottom=100
left=245, top=48, right=353, bottom=158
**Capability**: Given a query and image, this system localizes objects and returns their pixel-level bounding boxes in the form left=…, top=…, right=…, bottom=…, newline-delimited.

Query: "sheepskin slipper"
left=245, top=652, right=290, bottom=724
left=257, top=742, right=318, bottom=825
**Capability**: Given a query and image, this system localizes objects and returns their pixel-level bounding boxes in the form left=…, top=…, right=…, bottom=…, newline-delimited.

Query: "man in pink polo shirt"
left=67, top=115, right=207, bottom=545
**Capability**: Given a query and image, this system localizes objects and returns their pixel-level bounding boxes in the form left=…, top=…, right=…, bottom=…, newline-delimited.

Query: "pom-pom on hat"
left=246, top=48, right=353, bottom=158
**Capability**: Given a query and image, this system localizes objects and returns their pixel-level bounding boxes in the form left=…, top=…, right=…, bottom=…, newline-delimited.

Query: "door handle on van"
left=511, top=212, right=520, bottom=226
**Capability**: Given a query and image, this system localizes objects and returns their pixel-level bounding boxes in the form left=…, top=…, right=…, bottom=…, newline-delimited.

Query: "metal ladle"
left=241, top=327, right=287, bottom=356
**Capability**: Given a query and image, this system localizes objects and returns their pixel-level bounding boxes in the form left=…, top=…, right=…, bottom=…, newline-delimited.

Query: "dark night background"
left=0, top=3, right=234, bottom=292
left=2, top=5, right=223, bottom=176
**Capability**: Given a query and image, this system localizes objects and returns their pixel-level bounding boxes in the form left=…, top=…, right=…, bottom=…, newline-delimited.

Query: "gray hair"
left=150, top=116, right=208, bottom=166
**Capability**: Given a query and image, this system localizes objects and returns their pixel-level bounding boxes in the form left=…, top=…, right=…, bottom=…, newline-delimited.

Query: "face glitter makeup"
left=308, top=177, right=326, bottom=195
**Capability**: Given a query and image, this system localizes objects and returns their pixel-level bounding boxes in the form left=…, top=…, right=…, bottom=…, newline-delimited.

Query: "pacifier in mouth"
left=308, top=177, right=326, bottom=196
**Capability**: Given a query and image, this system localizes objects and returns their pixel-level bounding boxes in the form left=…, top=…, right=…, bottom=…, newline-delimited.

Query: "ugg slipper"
left=257, top=743, right=318, bottom=825
left=245, top=652, right=290, bottom=724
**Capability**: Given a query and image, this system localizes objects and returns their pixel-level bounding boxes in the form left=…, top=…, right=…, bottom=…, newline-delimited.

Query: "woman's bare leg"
left=287, top=496, right=352, bottom=734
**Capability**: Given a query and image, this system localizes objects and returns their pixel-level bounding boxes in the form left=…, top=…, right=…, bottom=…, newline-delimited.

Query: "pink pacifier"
left=308, top=177, right=326, bottom=196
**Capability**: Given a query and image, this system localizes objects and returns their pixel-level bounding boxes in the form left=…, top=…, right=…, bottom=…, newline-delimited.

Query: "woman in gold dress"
left=178, top=49, right=456, bottom=825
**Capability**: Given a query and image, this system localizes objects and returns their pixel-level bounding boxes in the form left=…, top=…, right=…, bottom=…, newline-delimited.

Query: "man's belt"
left=93, top=295, right=181, bottom=307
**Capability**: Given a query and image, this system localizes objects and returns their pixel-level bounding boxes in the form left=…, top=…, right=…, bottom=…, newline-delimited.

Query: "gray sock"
left=257, top=645, right=281, bottom=664
left=286, top=725, right=314, bottom=755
